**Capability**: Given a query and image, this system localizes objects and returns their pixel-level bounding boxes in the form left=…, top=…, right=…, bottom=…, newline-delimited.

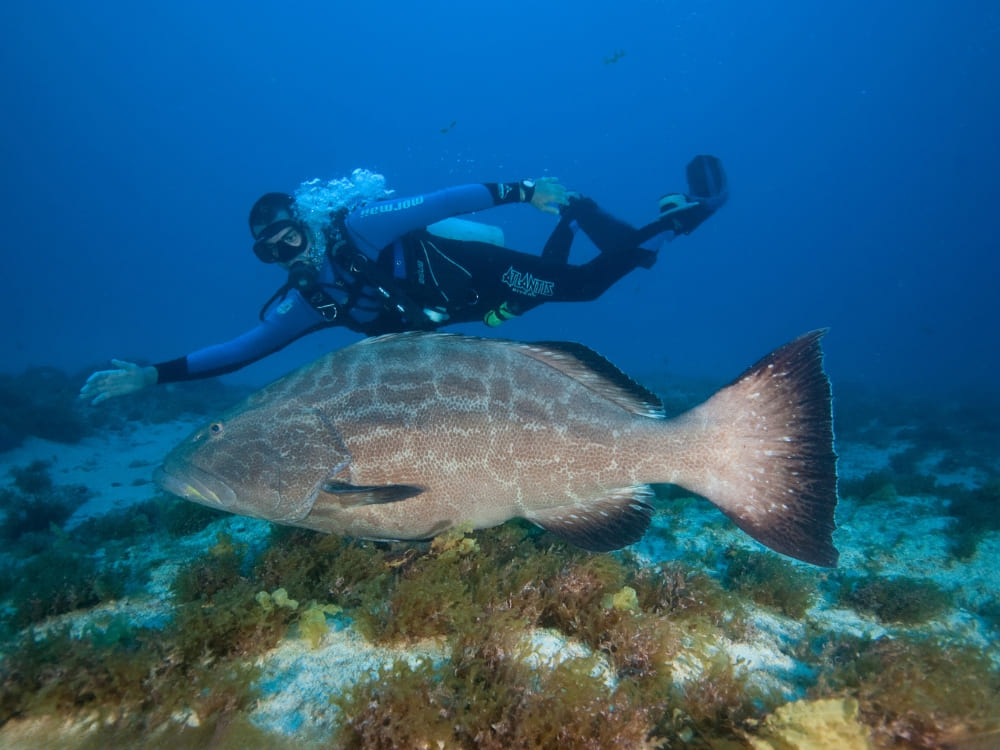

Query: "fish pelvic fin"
left=320, top=480, right=425, bottom=507
left=524, top=486, right=654, bottom=552
left=674, top=330, right=839, bottom=567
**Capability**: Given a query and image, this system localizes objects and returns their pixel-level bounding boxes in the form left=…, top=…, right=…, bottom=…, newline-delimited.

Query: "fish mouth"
left=154, top=463, right=237, bottom=509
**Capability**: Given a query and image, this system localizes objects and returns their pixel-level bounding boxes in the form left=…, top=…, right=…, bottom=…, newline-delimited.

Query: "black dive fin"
left=321, top=480, right=425, bottom=507
left=524, top=486, right=655, bottom=552
left=686, top=154, right=728, bottom=201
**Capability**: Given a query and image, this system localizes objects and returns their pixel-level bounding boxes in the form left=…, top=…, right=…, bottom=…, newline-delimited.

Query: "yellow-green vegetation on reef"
left=837, top=574, right=953, bottom=625
left=296, top=601, right=342, bottom=648
left=0, top=528, right=289, bottom=742
left=748, top=697, right=873, bottom=750
left=253, top=587, right=341, bottom=648
left=0, top=712, right=287, bottom=750
left=0, top=621, right=267, bottom=745
left=808, top=633, right=1000, bottom=748
left=2, top=503, right=999, bottom=748
left=252, top=526, right=395, bottom=625
left=170, top=533, right=299, bottom=661
left=721, top=548, right=820, bottom=619
left=0, top=475, right=226, bottom=638
left=2, top=539, right=126, bottom=632
left=324, top=524, right=770, bottom=748
left=332, top=634, right=668, bottom=750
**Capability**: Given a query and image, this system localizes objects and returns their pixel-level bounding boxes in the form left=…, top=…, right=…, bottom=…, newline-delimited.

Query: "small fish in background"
left=440, top=120, right=457, bottom=134
left=604, top=49, right=627, bottom=65
left=156, top=330, right=839, bottom=566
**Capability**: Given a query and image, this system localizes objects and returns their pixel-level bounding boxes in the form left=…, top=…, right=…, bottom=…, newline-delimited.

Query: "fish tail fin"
left=671, top=330, right=838, bottom=566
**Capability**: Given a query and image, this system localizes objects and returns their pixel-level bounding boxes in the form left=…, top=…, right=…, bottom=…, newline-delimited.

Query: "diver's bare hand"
left=79, top=359, right=158, bottom=405
left=528, top=177, right=569, bottom=215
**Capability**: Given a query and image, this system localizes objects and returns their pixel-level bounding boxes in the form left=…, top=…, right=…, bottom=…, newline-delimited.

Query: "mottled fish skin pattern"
left=156, top=331, right=839, bottom=566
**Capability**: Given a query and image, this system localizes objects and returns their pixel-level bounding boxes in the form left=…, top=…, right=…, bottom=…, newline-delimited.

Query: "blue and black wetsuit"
left=154, top=184, right=677, bottom=384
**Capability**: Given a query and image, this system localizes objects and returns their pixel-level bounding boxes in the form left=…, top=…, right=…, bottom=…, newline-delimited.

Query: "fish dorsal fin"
left=517, top=341, right=665, bottom=418
left=360, top=333, right=664, bottom=417
left=321, top=480, right=425, bottom=507
left=524, top=486, right=655, bottom=552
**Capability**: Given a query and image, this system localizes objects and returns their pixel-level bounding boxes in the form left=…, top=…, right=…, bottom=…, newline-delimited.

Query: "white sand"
left=0, top=418, right=202, bottom=525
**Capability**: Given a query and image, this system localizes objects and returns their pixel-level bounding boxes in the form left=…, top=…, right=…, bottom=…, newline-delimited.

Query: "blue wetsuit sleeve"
left=154, top=291, right=324, bottom=382
left=345, top=184, right=500, bottom=257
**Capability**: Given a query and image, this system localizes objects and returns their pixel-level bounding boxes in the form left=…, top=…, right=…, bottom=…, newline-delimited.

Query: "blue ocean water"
left=1, top=1, right=997, bottom=396
left=2, top=3, right=1000, bottom=747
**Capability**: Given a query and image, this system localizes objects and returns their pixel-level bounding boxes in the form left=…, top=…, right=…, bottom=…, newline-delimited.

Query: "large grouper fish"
left=155, top=330, right=839, bottom=566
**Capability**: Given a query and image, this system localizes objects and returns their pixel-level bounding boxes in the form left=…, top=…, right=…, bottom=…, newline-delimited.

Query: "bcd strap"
left=334, top=248, right=432, bottom=328
left=259, top=213, right=437, bottom=329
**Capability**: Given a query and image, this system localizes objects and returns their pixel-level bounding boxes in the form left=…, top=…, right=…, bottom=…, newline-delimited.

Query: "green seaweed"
left=892, top=472, right=941, bottom=497
left=333, top=640, right=667, bottom=749
left=170, top=533, right=297, bottom=661
left=0, top=526, right=303, bottom=744
left=944, top=478, right=1000, bottom=560
left=0, top=622, right=273, bottom=746
left=974, top=596, right=1000, bottom=636
left=721, top=548, right=818, bottom=619
left=8, top=459, right=55, bottom=495
left=377, top=548, right=473, bottom=640
left=72, top=503, right=154, bottom=545
left=1, top=539, right=126, bottom=632
left=171, top=532, right=246, bottom=604
left=0, top=481, right=90, bottom=546
left=887, top=444, right=924, bottom=477
left=671, top=651, right=761, bottom=745
left=2, top=464, right=995, bottom=750
left=631, top=560, right=746, bottom=625
left=837, top=471, right=898, bottom=505
left=252, top=526, right=396, bottom=636
left=838, top=575, right=952, bottom=625
left=810, top=633, right=1000, bottom=748
left=156, top=494, right=231, bottom=538
left=323, top=523, right=772, bottom=746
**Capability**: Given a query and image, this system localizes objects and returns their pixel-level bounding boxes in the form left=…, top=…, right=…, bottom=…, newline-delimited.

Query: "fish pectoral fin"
left=320, top=480, right=425, bottom=507
left=524, top=486, right=654, bottom=552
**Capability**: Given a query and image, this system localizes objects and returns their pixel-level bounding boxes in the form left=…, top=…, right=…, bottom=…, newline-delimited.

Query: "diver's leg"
left=560, top=196, right=642, bottom=255
left=476, top=244, right=652, bottom=326
left=540, top=213, right=576, bottom=264
left=551, top=245, right=655, bottom=298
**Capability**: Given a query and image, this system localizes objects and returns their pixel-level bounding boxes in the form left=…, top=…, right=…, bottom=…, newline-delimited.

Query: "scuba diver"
left=80, top=155, right=728, bottom=405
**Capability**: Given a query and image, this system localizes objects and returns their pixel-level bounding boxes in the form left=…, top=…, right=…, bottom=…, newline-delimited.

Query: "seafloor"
left=0, top=367, right=998, bottom=749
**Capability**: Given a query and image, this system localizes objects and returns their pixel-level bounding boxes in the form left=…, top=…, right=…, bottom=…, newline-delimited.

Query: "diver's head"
left=253, top=220, right=310, bottom=265
left=249, top=192, right=310, bottom=265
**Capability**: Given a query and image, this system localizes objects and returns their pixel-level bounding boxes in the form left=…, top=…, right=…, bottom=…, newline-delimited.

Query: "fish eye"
left=209, top=422, right=225, bottom=436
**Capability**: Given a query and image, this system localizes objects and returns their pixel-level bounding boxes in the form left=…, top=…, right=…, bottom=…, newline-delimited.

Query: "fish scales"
left=156, top=330, right=839, bottom=566
left=324, top=339, right=646, bottom=525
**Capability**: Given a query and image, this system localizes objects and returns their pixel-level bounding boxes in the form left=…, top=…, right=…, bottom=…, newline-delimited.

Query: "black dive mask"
left=253, top=219, right=308, bottom=264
